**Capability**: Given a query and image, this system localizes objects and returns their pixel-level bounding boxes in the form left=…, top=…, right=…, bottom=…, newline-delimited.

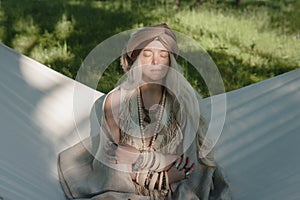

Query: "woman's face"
left=139, top=40, right=170, bottom=82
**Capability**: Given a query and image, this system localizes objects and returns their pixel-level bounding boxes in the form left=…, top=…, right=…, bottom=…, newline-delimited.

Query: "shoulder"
left=104, top=88, right=121, bottom=113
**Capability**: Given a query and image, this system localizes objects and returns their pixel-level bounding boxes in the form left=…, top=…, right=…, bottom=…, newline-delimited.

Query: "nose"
left=152, top=53, right=159, bottom=65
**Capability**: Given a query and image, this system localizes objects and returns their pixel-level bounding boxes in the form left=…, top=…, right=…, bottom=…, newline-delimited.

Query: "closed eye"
left=143, top=50, right=153, bottom=57
left=160, top=51, right=169, bottom=58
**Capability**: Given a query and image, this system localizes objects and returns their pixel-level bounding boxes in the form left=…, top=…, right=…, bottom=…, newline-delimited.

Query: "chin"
left=146, top=72, right=168, bottom=81
left=143, top=74, right=167, bottom=82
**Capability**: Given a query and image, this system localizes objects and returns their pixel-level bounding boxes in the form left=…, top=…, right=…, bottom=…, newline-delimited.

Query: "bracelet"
left=133, top=151, right=166, bottom=172
left=136, top=173, right=140, bottom=182
left=151, top=152, right=166, bottom=171
left=132, top=152, right=144, bottom=172
left=150, top=152, right=160, bottom=170
left=149, top=152, right=156, bottom=169
left=145, top=170, right=152, bottom=187
left=143, top=151, right=153, bottom=169
left=137, top=172, right=148, bottom=186
left=158, top=171, right=164, bottom=191
left=164, top=171, right=170, bottom=190
left=148, top=172, right=159, bottom=191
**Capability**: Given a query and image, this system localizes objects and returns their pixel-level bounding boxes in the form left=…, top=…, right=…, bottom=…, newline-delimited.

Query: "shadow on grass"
left=1, top=0, right=161, bottom=81
left=1, top=0, right=298, bottom=95
left=207, top=49, right=297, bottom=92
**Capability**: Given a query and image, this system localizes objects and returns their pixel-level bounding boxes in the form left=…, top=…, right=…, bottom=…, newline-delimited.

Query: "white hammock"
left=0, top=44, right=299, bottom=200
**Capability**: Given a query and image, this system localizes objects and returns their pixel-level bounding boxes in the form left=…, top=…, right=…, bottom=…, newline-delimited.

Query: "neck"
left=140, top=83, right=162, bottom=93
left=140, top=84, right=164, bottom=109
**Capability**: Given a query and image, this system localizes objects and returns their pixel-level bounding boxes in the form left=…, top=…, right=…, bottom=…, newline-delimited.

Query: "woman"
left=58, top=23, right=231, bottom=200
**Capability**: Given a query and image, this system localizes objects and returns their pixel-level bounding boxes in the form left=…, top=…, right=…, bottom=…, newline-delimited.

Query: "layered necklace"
left=137, top=87, right=166, bottom=151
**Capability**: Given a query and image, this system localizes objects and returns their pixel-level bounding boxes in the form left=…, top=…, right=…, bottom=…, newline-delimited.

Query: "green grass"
left=167, top=1, right=300, bottom=92
left=0, top=0, right=299, bottom=96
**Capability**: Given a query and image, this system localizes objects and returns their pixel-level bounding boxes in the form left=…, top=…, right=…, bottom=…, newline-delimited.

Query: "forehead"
left=143, top=40, right=168, bottom=51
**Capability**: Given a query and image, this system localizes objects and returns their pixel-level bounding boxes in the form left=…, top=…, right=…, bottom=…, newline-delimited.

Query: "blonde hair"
left=117, top=24, right=216, bottom=165
left=117, top=53, right=203, bottom=156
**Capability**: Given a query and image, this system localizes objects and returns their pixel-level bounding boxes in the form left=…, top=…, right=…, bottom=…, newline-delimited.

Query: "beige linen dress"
left=58, top=88, right=231, bottom=200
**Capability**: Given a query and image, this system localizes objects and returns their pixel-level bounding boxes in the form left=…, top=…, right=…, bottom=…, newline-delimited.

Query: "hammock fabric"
left=1, top=44, right=300, bottom=199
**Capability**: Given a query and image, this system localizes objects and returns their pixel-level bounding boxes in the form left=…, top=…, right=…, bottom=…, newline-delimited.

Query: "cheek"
left=140, top=57, right=151, bottom=65
left=160, top=57, right=170, bottom=66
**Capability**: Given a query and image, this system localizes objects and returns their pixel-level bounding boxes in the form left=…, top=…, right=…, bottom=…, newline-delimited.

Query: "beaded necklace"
left=137, top=87, right=166, bottom=151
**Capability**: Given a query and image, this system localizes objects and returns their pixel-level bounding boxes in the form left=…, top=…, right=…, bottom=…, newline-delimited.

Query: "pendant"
left=143, top=108, right=151, bottom=123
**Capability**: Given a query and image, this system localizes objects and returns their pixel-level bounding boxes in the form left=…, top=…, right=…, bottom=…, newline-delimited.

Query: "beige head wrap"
left=121, top=23, right=179, bottom=72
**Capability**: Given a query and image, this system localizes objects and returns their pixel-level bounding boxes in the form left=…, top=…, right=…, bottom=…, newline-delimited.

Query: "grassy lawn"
left=1, top=0, right=299, bottom=96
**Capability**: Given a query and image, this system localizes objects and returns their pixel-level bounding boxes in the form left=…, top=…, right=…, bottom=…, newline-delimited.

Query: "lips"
left=150, top=69, right=162, bottom=72
left=149, top=65, right=166, bottom=72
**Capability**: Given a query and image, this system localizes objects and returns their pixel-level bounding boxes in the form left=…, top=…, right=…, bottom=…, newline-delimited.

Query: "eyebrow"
left=143, top=48, right=169, bottom=53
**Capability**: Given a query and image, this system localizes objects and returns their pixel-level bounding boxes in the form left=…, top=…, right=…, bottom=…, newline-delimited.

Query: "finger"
left=181, top=157, right=190, bottom=170
left=186, top=162, right=196, bottom=179
left=184, top=162, right=194, bottom=178
left=105, top=154, right=116, bottom=163
left=185, top=170, right=191, bottom=179
left=189, top=163, right=195, bottom=173
left=185, top=157, right=190, bottom=168
left=173, top=157, right=182, bottom=169
left=178, top=156, right=183, bottom=164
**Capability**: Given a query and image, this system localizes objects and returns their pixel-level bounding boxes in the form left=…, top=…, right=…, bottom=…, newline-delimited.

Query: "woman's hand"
left=115, top=144, right=140, bottom=165
left=105, top=142, right=140, bottom=165
left=167, top=156, right=195, bottom=184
